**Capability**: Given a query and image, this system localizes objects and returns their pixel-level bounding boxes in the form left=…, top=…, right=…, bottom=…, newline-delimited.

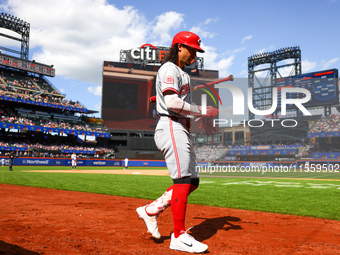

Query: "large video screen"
left=276, top=69, right=338, bottom=108
left=101, top=73, right=157, bottom=131
left=102, top=82, right=139, bottom=110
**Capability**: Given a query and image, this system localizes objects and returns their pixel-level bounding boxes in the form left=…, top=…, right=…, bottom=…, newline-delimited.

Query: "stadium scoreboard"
left=0, top=53, right=55, bottom=77
left=276, top=69, right=338, bottom=108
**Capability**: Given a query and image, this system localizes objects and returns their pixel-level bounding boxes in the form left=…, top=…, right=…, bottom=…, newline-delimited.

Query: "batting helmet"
left=171, top=31, right=204, bottom=53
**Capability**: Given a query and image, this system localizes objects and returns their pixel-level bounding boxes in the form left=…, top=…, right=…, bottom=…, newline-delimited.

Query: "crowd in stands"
left=0, top=110, right=109, bottom=133
left=0, top=141, right=115, bottom=159
left=194, top=142, right=307, bottom=161
left=3, top=74, right=39, bottom=91
left=0, top=90, right=85, bottom=110
left=39, top=119, right=109, bottom=133
left=195, top=145, right=226, bottom=161
left=0, top=69, right=85, bottom=110
left=309, top=114, right=340, bottom=133
left=1, top=116, right=34, bottom=125
left=0, top=141, right=27, bottom=148
left=305, top=143, right=339, bottom=154
left=228, top=143, right=302, bottom=150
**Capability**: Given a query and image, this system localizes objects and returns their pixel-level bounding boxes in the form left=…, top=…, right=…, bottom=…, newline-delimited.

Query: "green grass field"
left=1, top=166, right=339, bottom=221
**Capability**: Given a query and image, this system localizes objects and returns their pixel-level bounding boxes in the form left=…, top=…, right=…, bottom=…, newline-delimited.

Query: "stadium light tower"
left=0, top=12, right=30, bottom=60
left=248, top=46, right=301, bottom=119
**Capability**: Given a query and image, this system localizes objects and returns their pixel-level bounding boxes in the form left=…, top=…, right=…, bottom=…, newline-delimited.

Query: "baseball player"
left=8, top=152, right=17, bottom=171
left=136, top=31, right=218, bottom=253
left=124, top=157, right=129, bottom=170
left=71, top=152, right=77, bottom=170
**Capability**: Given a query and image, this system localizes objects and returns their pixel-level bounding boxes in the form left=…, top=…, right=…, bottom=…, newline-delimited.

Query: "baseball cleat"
left=169, top=232, right=208, bottom=253
left=136, top=205, right=161, bottom=239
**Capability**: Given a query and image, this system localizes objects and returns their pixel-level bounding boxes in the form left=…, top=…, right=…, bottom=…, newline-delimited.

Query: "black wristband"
left=178, top=101, right=185, bottom=113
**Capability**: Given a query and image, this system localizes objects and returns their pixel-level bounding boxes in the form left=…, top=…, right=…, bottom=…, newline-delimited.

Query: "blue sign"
left=8, top=157, right=167, bottom=167
left=312, top=153, right=340, bottom=159
left=307, top=132, right=340, bottom=138
left=0, top=122, right=110, bottom=138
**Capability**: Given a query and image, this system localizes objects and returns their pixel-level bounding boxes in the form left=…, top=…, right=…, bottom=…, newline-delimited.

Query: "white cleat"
left=136, top=205, right=161, bottom=239
left=169, top=232, right=208, bottom=253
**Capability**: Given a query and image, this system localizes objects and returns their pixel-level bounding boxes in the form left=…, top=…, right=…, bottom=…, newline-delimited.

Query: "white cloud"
left=253, top=45, right=276, bottom=56
left=190, top=26, right=216, bottom=39
left=151, top=12, right=184, bottom=45
left=223, top=47, right=245, bottom=55
left=190, top=18, right=218, bottom=39
left=301, top=60, right=317, bottom=73
left=202, top=45, right=234, bottom=77
left=88, top=86, right=102, bottom=96
left=203, top=18, right=219, bottom=25
left=321, top=57, right=339, bottom=69
left=242, top=35, right=252, bottom=44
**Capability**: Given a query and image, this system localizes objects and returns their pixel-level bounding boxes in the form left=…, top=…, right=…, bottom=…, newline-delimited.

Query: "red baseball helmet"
left=171, top=31, right=204, bottom=53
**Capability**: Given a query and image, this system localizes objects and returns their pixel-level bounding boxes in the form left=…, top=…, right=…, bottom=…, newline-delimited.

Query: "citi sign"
left=130, top=44, right=169, bottom=63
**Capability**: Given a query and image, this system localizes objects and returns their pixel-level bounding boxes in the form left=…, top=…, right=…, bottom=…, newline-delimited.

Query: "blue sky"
left=0, top=0, right=339, bottom=119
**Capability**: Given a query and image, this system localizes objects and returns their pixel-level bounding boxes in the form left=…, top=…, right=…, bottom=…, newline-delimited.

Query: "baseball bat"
left=192, top=75, right=234, bottom=91
left=149, top=75, right=234, bottom=103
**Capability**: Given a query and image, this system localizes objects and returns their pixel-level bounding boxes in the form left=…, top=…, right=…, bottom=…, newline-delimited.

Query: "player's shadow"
left=0, top=240, right=40, bottom=254
left=153, top=235, right=171, bottom=244
left=189, top=216, right=243, bottom=241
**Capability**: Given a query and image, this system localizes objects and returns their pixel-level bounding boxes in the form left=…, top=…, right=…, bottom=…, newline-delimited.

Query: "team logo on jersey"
left=164, top=75, right=174, bottom=84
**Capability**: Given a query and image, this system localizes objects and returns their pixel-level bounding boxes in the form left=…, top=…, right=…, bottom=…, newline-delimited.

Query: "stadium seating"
left=309, top=114, right=340, bottom=133
left=0, top=67, right=86, bottom=110
left=1, top=108, right=108, bottom=133
left=195, top=145, right=227, bottom=161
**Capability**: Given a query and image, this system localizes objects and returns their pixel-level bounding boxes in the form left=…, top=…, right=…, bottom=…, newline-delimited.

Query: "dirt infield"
left=1, top=184, right=339, bottom=255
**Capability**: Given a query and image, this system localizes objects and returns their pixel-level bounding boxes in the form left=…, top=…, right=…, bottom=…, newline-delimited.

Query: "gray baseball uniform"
left=154, top=62, right=198, bottom=180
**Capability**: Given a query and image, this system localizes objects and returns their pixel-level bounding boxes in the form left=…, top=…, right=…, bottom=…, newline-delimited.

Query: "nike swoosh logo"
left=180, top=241, right=193, bottom=247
